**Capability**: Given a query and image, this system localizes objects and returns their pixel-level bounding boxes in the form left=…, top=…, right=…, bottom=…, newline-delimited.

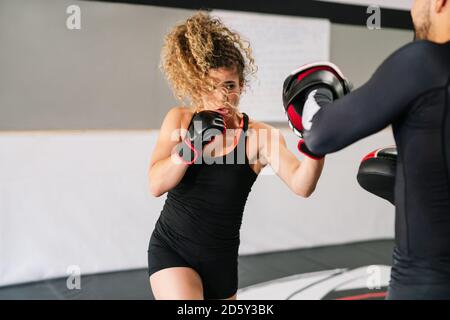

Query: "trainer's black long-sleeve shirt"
left=304, top=40, right=450, bottom=284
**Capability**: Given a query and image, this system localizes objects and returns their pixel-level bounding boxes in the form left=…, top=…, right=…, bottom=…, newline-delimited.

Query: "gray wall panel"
left=0, top=0, right=413, bottom=130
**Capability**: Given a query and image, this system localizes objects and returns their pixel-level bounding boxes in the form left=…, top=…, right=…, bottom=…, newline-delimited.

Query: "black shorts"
left=147, top=229, right=238, bottom=300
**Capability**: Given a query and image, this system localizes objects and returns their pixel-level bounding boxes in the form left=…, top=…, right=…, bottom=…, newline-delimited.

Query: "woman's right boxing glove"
left=177, top=110, right=226, bottom=165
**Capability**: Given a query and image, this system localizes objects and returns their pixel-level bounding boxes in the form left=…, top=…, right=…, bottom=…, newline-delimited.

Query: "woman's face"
left=200, top=67, right=242, bottom=118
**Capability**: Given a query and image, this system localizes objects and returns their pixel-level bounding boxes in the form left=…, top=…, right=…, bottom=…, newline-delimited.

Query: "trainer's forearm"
left=148, top=153, right=189, bottom=197
left=291, top=157, right=324, bottom=197
left=304, top=44, right=425, bottom=155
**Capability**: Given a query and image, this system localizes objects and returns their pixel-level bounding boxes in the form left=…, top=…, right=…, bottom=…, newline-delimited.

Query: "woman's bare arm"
left=148, top=107, right=192, bottom=197
left=257, top=123, right=325, bottom=197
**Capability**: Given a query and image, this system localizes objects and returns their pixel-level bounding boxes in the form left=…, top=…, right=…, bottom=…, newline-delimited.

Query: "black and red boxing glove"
left=176, top=110, right=226, bottom=165
left=357, top=146, right=397, bottom=205
left=282, top=61, right=352, bottom=159
left=297, top=139, right=324, bottom=160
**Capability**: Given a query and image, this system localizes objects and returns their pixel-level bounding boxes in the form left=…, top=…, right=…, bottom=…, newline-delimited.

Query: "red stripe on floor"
left=335, top=292, right=387, bottom=300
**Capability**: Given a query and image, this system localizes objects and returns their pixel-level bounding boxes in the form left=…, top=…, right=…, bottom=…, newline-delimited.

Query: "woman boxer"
left=147, top=11, right=325, bottom=300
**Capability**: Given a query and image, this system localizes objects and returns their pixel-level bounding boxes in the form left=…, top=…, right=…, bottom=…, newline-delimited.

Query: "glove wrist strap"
left=297, top=139, right=324, bottom=160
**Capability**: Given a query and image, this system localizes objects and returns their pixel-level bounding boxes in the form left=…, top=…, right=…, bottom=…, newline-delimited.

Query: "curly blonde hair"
left=160, top=11, right=257, bottom=109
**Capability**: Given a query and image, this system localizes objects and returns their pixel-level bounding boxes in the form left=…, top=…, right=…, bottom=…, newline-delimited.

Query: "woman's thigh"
left=150, top=267, right=204, bottom=300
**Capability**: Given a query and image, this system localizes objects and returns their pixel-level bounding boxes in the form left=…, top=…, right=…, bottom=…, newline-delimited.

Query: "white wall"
left=0, top=128, right=395, bottom=287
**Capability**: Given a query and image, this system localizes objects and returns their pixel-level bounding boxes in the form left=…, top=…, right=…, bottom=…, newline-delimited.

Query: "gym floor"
left=0, top=239, right=393, bottom=300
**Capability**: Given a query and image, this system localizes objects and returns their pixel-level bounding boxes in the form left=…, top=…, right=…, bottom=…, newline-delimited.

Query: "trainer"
left=283, top=0, right=450, bottom=299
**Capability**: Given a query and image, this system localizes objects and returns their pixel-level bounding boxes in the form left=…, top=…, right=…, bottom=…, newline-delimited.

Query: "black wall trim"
left=87, top=0, right=413, bottom=30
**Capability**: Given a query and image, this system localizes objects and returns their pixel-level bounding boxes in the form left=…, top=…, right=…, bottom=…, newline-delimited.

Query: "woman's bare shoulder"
left=167, top=106, right=194, bottom=119
left=247, top=117, right=277, bottom=133
left=162, top=106, right=194, bottom=129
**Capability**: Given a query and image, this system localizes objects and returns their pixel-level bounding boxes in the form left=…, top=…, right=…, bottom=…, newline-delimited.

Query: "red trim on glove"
left=287, top=104, right=303, bottom=132
left=297, top=139, right=324, bottom=160
left=177, top=137, right=199, bottom=165
left=361, top=149, right=379, bottom=162
left=296, top=66, right=343, bottom=82
left=361, top=146, right=397, bottom=163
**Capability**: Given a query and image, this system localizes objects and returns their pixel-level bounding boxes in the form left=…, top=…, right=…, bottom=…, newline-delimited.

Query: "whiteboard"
left=213, top=10, right=330, bottom=121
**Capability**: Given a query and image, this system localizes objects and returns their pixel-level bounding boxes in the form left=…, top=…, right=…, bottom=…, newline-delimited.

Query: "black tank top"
left=156, top=113, right=257, bottom=251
